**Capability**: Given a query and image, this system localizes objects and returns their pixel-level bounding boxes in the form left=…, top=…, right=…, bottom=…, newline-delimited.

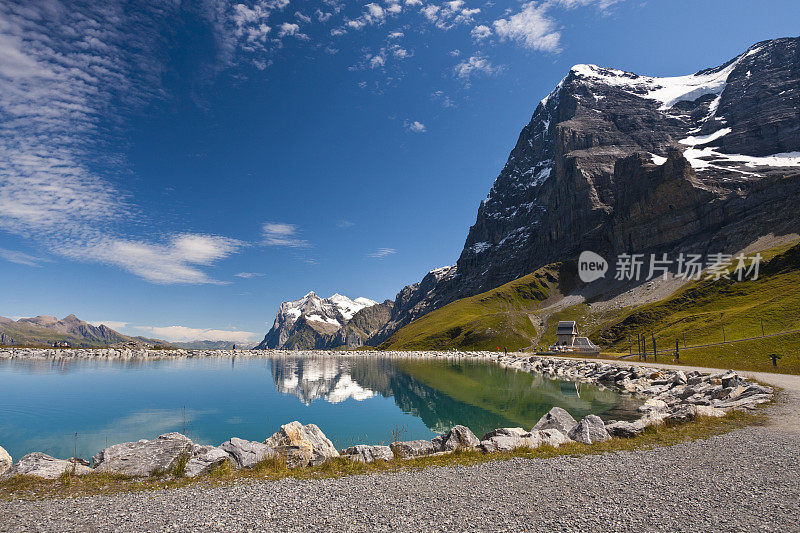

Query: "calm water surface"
left=0, top=355, right=641, bottom=460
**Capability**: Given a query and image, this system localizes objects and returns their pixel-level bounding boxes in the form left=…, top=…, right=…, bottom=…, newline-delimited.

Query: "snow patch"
left=305, top=314, right=341, bottom=326
left=683, top=147, right=800, bottom=172
left=471, top=241, right=492, bottom=254
left=679, top=128, right=732, bottom=146
left=531, top=166, right=552, bottom=187
left=570, top=49, right=752, bottom=111
left=649, top=153, right=668, bottom=165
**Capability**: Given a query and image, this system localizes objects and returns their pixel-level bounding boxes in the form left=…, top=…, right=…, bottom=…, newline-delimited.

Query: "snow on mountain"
left=256, top=291, right=379, bottom=349
left=274, top=292, right=375, bottom=329
left=569, top=44, right=760, bottom=111
left=271, top=358, right=375, bottom=405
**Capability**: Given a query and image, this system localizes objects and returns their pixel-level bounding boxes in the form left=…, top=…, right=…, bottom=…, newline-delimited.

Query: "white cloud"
left=388, top=31, right=405, bottom=39
left=386, top=2, right=403, bottom=15
left=493, top=2, right=562, bottom=52
left=136, top=325, right=256, bottom=343
left=471, top=24, right=492, bottom=40
left=366, top=3, right=386, bottom=21
left=74, top=234, right=244, bottom=285
left=225, top=0, right=293, bottom=65
left=295, top=11, right=312, bottom=23
left=454, top=54, right=501, bottom=79
left=0, top=247, right=48, bottom=267
left=392, top=46, right=411, bottom=59
left=278, top=22, right=309, bottom=39
left=261, top=222, right=311, bottom=247
left=404, top=119, right=427, bottom=133
left=235, top=272, right=266, bottom=278
left=337, top=219, right=356, bottom=228
left=422, top=1, right=480, bottom=30
left=368, top=52, right=386, bottom=68
left=405, top=0, right=423, bottom=5
left=340, top=1, right=399, bottom=33
left=368, top=247, right=397, bottom=258
left=431, top=90, right=455, bottom=108
left=551, top=0, right=621, bottom=10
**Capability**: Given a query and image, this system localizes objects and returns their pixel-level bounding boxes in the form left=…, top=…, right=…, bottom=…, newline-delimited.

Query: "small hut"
left=552, top=321, right=600, bottom=354
left=556, top=321, right=578, bottom=346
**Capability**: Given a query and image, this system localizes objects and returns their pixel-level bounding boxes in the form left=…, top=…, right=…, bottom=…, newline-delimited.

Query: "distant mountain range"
left=0, top=315, right=251, bottom=349
left=260, top=36, right=800, bottom=351
left=0, top=314, right=145, bottom=348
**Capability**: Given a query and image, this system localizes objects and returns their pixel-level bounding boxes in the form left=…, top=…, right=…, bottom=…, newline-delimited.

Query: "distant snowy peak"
left=274, top=291, right=377, bottom=329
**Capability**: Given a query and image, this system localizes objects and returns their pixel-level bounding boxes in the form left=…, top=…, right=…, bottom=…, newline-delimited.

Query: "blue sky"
left=1, top=0, right=798, bottom=343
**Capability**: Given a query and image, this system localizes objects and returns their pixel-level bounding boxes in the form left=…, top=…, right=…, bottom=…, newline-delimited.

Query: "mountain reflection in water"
left=0, top=355, right=640, bottom=460
left=269, top=355, right=640, bottom=437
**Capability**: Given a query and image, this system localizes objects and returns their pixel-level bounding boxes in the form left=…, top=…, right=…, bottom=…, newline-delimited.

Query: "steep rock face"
left=334, top=300, right=394, bottom=347
left=380, top=37, right=800, bottom=342
left=367, top=265, right=457, bottom=346
left=256, top=292, right=390, bottom=350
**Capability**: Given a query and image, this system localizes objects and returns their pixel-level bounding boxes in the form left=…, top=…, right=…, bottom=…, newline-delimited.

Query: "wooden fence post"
left=652, top=333, right=657, bottom=362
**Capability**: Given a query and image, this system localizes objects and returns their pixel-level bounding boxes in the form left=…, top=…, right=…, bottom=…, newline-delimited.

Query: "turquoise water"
left=0, top=355, right=640, bottom=461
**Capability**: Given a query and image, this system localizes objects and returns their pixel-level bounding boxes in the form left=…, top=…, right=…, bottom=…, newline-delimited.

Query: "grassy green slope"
left=595, top=240, right=800, bottom=373
left=380, top=264, right=568, bottom=351
left=383, top=239, right=800, bottom=373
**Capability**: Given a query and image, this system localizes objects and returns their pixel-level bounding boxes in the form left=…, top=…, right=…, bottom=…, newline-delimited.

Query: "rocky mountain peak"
left=375, top=36, right=800, bottom=345
left=257, top=292, right=382, bottom=350
left=0, top=313, right=134, bottom=347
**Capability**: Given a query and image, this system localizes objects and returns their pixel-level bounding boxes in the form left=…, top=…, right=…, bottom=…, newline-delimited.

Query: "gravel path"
left=2, top=365, right=799, bottom=532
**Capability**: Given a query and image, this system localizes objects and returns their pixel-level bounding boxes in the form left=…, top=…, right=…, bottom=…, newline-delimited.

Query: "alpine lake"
left=0, top=354, right=642, bottom=461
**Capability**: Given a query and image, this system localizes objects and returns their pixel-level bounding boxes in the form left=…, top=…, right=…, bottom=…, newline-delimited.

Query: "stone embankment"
left=0, top=350, right=773, bottom=482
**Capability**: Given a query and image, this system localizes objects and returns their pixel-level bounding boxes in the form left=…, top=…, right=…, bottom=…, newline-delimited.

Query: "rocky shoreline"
left=0, top=349, right=774, bottom=482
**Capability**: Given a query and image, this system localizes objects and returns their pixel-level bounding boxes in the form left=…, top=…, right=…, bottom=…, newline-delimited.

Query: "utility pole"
left=683, top=331, right=686, bottom=348
left=675, top=339, right=680, bottom=361
left=761, top=318, right=765, bottom=337
left=642, top=335, right=646, bottom=361
left=722, top=324, right=726, bottom=343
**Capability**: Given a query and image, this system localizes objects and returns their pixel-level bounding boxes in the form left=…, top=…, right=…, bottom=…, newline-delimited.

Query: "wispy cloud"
left=0, top=1, right=242, bottom=285
left=337, top=220, right=356, bottom=228
left=72, top=234, right=244, bottom=285
left=235, top=272, right=266, bottom=279
left=404, top=119, right=427, bottom=133
left=421, top=1, right=480, bottom=30
left=135, top=325, right=256, bottom=343
left=368, top=247, right=397, bottom=258
left=492, top=2, right=561, bottom=52
left=454, top=54, right=502, bottom=80
left=261, top=222, right=311, bottom=247
left=0, top=247, right=49, bottom=267
left=431, top=90, right=455, bottom=108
